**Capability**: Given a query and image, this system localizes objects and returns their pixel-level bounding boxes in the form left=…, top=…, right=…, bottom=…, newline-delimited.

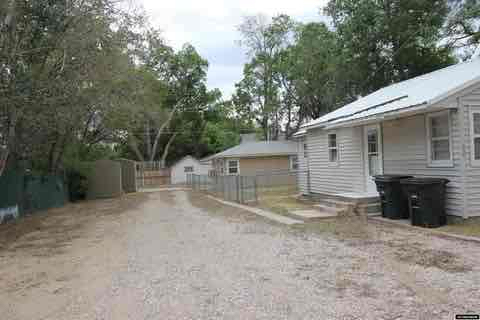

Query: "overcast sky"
left=138, top=0, right=329, bottom=98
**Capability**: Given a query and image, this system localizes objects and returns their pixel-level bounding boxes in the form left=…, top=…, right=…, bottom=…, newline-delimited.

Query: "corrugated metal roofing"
left=303, top=58, right=480, bottom=128
left=211, top=141, right=297, bottom=159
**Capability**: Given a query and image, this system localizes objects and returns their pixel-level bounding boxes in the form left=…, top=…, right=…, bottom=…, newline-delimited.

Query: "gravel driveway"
left=0, top=191, right=479, bottom=319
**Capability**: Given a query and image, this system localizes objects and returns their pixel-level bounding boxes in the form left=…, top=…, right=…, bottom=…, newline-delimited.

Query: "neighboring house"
left=295, top=58, right=480, bottom=219
left=210, top=136, right=298, bottom=176
left=170, top=155, right=212, bottom=184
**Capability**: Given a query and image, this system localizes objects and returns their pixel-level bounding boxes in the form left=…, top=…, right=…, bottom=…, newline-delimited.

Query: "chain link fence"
left=188, top=170, right=302, bottom=204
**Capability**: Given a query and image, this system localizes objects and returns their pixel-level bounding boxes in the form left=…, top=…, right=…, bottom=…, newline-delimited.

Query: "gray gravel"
left=1, top=190, right=479, bottom=319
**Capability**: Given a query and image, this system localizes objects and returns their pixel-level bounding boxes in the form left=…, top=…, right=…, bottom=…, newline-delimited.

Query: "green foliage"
left=325, top=0, right=456, bottom=95
left=233, top=14, right=297, bottom=140
left=445, top=0, right=480, bottom=59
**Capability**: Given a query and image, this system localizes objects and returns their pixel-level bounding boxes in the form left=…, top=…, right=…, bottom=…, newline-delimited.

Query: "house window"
left=471, top=109, right=480, bottom=166
left=227, top=160, right=239, bottom=175
left=290, top=155, right=299, bottom=171
left=184, top=166, right=194, bottom=173
left=328, top=133, right=338, bottom=162
left=304, top=143, right=308, bottom=158
left=427, top=111, right=452, bottom=166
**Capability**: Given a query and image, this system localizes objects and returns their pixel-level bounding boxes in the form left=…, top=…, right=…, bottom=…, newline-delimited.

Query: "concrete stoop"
left=298, top=193, right=382, bottom=219
left=286, top=210, right=338, bottom=222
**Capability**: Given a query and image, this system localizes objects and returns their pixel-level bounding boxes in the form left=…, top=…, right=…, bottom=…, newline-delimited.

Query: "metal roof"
left=303, top=58, right=480, bottom=129
left=210, top=141, right=297, bottom=159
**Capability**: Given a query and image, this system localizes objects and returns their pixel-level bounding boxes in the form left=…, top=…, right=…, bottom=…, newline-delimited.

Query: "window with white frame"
left=471, top=108, right=480, bottom=165
left=328, top=133, right=338, bottom=162
left=184, top=166, right=194, bottom=173
left=290, top=155, right=299, bottom=171
left=227, top=159, right=239, bottom=175
left=427, top=111, right=452, bottom=166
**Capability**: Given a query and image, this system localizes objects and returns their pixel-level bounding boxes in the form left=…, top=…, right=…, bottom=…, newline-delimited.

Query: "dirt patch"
left=392, top=243, right=471, bottom=273
left=439, top=219, right=480, bottom=238
left=187, top=192, right=259, bottom=223
left=0, top=193, right=150, bottom=255
left=293, top=216, right=375, bottom=242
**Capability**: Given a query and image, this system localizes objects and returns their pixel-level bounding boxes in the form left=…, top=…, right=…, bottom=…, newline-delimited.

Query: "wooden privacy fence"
left=136, top=162, right=171, bottom=188
left=188, top=174, right=258, bottom=204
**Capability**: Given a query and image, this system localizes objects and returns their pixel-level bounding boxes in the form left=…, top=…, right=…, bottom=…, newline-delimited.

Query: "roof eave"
left=322, top=101, right=458, bottom=129
left=213, top=152, right=297, bottom=159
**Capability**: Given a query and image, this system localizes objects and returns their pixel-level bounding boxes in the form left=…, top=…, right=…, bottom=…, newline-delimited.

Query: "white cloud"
left=137, top=0, right=329, bottom=98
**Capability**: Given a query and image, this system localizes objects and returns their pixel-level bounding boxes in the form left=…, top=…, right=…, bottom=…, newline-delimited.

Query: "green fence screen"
left=0, top=167, right=68, bottom=223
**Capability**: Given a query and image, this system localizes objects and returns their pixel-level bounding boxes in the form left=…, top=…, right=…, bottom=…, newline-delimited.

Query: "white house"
left=170, top=156, right=212, bottom=185
left=295, top=58, right=480, bottom=219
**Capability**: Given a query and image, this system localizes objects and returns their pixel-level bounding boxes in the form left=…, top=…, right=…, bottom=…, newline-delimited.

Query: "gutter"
left=300, top=95, right=409, bottom=131
left=324, top=102, right=429, bottom=129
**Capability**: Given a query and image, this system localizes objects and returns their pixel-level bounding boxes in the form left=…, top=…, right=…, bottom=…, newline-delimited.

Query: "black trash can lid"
left=374, top=175, right=413, bottom=182
left=400, top=178, right=450, bottom=185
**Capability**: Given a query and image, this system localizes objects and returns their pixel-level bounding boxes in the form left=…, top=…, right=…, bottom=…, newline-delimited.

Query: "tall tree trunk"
left=145, top=120, right=151, bottom=160
left=160, top=133, right=177, bottom=169
left=150, top=103, right=180, bottom=161
left=128, top=135, right=144, bottom=162
left=52, top=133, right=69, bottom=174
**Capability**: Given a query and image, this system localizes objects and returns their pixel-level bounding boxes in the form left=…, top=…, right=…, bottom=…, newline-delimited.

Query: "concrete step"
left=286, top=209, right=338, bottom=222
left=315, top=198, right=352, bottom=209
left=367, top=212, right=382, bottom=217
left=313, top=204, right=344, bottom=213
left=358, top=202, right=382, bottom=214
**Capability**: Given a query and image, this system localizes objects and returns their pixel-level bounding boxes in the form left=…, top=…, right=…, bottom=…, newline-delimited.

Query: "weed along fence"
left=189, top=174, right=258, bottom=204
left=188, top=170, right=301, bottom=204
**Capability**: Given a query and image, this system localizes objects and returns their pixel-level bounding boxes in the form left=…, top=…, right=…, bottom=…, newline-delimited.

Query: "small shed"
left=171, top=156, right=211, bottom=185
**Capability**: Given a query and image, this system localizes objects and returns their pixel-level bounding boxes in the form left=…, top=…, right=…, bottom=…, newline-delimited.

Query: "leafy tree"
left=234, top=14, right=297, bottom=140
left=445, top=0, right=480, bottom=59
left=325, top=0, right=456, bottom=96
left=274, top=22, right=352, bottom=127
left=0, top=0, right=141, bottom=173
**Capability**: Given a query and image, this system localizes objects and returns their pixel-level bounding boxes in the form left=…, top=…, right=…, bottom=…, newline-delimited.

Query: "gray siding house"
left=295, top=58, right=480, bottom=218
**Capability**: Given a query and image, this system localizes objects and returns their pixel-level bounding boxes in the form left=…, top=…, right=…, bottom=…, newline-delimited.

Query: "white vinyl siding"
left=382, top=112, right=464, bottom=217
left=171, top=156, right=212, bottom=184
left=307, top=127, right=365, bottom=195
left=460, top=84, right=480, bottom=217
left=296, top=137, right=309, bottom=194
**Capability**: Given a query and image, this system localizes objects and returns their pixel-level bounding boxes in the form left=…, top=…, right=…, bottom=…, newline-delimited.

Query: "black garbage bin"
left=400, top=178, right=449, bottom=228
left=374, top=175, right=412, bottom=219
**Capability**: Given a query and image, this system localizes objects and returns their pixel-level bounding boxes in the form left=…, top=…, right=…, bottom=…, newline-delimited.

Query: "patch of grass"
left=438, top=219, right=480, bottom=238
left=257, top=186, right=298, bottom=198
left=256, top=196, right=312, bottom=216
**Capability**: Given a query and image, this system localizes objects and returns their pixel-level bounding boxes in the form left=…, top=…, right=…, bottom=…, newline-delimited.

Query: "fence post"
left=254, top=176, right=258, bottom=203
left=239, top=176, right=243, bottom=203
left=235, top=175, right=240, bottom=203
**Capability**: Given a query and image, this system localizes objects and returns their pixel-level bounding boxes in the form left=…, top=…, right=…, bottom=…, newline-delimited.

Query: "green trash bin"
left=374, top=175, right=412, bottom=219
left=400, top=178, right=449, bottom=228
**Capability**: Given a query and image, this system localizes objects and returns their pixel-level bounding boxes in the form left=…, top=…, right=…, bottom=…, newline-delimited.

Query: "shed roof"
left=210, top=141, right=297, bottom=159
left=171, top=155, right=201, bottom=167
left=303, top=58, right=480, bottom=129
